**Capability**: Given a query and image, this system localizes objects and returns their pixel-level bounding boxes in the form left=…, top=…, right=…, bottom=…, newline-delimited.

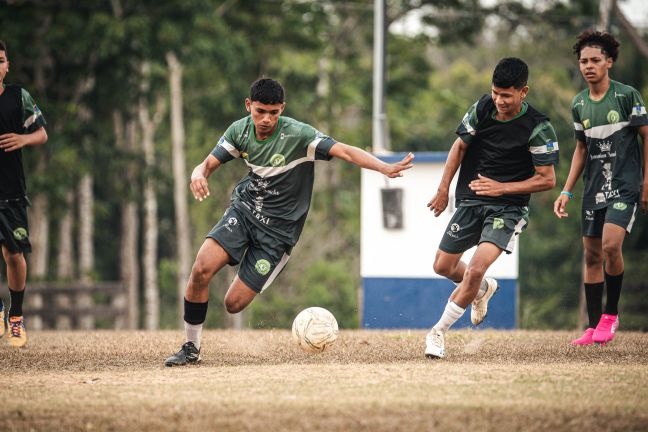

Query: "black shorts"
left=582, top=202, right=637, bottom=237
left=439, top=204, right=529, bottom=255
left=207, top=207, right=292, bottom=293
left=0, top=205, right=31, bottom=253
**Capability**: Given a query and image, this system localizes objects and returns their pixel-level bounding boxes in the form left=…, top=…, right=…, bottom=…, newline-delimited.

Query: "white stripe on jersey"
left=529, top=142, right=559, bottom=154
left=307, top=137, right=323, bottom=159
left=219, top=140, right=240, bottom=158
left=244, top=156, right=313, bottom=178
left=583, top=121, right=629, bottom=139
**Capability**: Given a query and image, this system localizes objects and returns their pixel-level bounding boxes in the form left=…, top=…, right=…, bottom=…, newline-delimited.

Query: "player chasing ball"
left=554, top=30, right=648, bottom=346
left=165, top=78, right=413, bottom=366
left=425, top=58, right=559, bottom=359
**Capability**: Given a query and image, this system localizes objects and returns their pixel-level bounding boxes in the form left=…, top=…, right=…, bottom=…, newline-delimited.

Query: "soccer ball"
left=291, top=307, right=339, bottom=354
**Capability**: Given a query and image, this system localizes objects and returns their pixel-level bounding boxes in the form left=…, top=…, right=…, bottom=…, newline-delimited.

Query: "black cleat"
left=164, top=342, right=201, bottom=367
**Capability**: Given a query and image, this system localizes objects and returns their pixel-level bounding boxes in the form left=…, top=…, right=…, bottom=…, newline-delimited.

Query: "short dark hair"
left=492, top=58, right=528, bottom=89
left=250, top=78, right=284, bottom=104
left=573, top=29, right=619, bottom=61
left=0, top=40, right=7, bottom=56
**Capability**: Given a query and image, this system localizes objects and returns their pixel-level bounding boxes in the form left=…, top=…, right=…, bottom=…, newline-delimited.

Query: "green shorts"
left=207, top=207, right=292, bottom=293
left=439, top=204, right=529, bottom=255
left=0, top=204, right=31, bottom=254
left=582, top=202, right=637, bottom=237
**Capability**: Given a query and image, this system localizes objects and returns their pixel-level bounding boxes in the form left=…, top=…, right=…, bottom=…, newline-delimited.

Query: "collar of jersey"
left=490, top=101, right=528, bottom=123
left=252, top=117, right=283, bottom=144
left=586, top=79, right=614, bottom=104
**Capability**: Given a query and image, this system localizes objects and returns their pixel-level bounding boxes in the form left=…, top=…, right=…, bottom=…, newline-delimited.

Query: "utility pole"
left=372, top=0, right=389, bottom=154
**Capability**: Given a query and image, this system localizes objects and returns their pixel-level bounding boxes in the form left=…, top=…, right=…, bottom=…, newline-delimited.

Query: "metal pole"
left=373, top=0, right=389, bottom=154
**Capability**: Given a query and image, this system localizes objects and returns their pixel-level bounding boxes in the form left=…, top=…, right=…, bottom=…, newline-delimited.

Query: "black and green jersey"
left=211, top=116, right=336, bottom=245
left=454, top=94, right=559, bottom=206
left=572, top=80, right=648, bottom=210
left=0, top=84, right=46, bottom=201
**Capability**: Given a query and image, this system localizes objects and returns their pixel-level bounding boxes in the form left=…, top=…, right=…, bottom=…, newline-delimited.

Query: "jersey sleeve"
left=210, top=123, right=242, bottom=164
left=455, top=99, right=480, bottom=145
left=571, top=100, right=586, bottom=142
left=305, top=127, right=337, bottom=161
left=628, top=88, right=648, bottom=127
left=528, top=120, right=559, bottom=166
left=21, top=88, right=46, bottom=133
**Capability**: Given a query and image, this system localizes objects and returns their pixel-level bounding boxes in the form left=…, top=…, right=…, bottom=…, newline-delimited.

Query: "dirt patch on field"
left=1, top=330, right=647, bottom=431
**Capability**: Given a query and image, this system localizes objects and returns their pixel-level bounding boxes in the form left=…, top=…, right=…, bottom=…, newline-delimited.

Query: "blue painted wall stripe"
left=362, top=277, right=517, bottom=329
left=375, top=151, right=448, bottom=163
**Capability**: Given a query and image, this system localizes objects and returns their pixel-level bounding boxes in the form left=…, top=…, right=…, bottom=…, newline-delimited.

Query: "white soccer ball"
left=291, top=307, right=339, bottom=354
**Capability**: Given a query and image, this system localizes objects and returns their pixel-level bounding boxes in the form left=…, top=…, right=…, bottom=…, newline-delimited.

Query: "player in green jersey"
left=425, top=58, right=559, bottom=359
left=165, top=78, right=414, bottom=366
left=0, top=40, right=48, bottom=348
left=554, top=30, right=648, bottom=345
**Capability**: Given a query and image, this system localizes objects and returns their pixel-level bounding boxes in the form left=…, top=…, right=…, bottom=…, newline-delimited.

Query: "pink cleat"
left=592, top=314, right=619, bottom=343
left=571, top=328, right=595, bottom=345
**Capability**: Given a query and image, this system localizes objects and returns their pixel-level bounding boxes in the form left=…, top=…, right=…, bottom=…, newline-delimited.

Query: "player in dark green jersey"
left=165, top=78, right=414, bottom=366
left=425, top=58, right=559, bottom=359
left=554, top=30, right=648, bottom=346
left=0, top=40, right=48, bottom=348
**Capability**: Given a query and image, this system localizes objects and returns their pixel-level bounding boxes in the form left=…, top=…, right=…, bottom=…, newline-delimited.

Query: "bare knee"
left=224, top=295, right=246, bottom=314
left=464, top=265, right=486, bottom=285
left=189, top=259, right=215, bottom=287
left=2, top=250, right=25, bottom=268
left=433, top=254, right=457, bottom=278
left=584, top=247, right=603, bottom=269
left=602, top=241, right=622, bottom=262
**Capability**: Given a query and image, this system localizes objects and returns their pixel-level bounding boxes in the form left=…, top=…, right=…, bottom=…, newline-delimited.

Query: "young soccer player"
left=0, top=40, right=48, bottom=347
left=165, top=78, right=413, bottom=366
left=554, top=30, right=648, bottom=345
left=425, top=58, right=559, bottom=359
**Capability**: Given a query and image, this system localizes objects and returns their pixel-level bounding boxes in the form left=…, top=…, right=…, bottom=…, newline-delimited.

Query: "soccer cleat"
left=571, top=328, right=595, bottom=345
left=0, top=305, right=4, bottom=339
left=593, top=314, right=619, bottom=344
left=425, top=328, right=445, bottom=359
left=7, top=316, right=27, bottom=348
left=471, top=277, right=498, bottom=326
left=164, top=342, right=201, bottom=367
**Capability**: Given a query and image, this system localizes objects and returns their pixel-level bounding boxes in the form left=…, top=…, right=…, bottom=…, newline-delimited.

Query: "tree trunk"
left=27, top=191, right=48, bottom=330
left=55, top=190, right=74, bottom=329
left=167, top=51, right=192, bottom=327
left=77, top=173, right=95, bottom=329
left=139, top=62, right=165, bottom=330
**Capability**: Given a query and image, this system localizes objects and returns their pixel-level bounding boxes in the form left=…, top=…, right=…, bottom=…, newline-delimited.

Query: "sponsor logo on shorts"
left=13, top=227, right=28, bottom=241
left=585, top=210, right=595, bottom=221
left=450, top=223, right=460, bottom=233
left=492, top=218, right=504, bottom=230
left=613, top=202, right=627, bottom=211
left=255, top=259, right=271, bottom=276
left=270, top=154, right=286, bottom=167
left=595, top=193, right=606, bottom=204
left=228, top=217, right=238, bottom=226
left=607, top=110, right=620, bottom=124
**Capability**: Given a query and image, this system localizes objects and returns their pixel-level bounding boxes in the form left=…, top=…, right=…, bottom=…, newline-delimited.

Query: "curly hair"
left=492, top=58, right=528, bottom=89
left=573, top=29, right=620, bottom=61
left=250, top=78, right=284, bottom=105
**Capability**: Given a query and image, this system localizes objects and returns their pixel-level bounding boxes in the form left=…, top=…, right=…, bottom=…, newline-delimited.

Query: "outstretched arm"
left=427, top=137, right=468, bottom=217
left=0, top=127, right=48, bottom=152
left=190, top=154, right=221, bottom=201
left=553, top=139, right=587, bottom=218
left=328, top=142, right=414, bottom=178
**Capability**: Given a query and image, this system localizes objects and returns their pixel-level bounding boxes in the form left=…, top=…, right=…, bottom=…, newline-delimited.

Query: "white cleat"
left=471, top=277, right=498, bottom=326
left=425, top=328, right=445, bottom=359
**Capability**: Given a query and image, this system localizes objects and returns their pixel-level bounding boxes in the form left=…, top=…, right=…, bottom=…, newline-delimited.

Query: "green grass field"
left=2, top=330, right=647, bottom=431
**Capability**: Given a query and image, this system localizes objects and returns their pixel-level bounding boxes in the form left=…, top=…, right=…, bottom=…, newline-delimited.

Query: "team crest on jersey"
left=607, top=110, right=620, bottom=124
left=270, top=154, right=286, bottom=167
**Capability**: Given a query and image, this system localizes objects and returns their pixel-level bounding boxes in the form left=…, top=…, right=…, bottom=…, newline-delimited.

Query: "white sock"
left=432, top=301, right=465, bottom=333
left=184, top=322, right=203, bottom=350
left=475, top=278, right=489, bottom=300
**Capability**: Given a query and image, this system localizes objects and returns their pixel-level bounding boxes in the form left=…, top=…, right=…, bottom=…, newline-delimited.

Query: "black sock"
left=584, top=282, right=604, bottom=328
left=184, top=298, right=208, bottom=325
left=604, top=272, right=624, bottom=315
left=8, top=287, right=25, bottom=317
